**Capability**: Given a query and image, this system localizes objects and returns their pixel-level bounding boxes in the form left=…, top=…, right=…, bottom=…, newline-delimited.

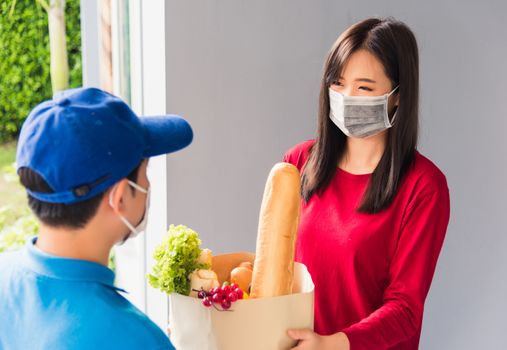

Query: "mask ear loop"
left=388, top=108, right=398, bottom=126
left=127, top=180, right=148, bottom=194
left=387, top=85, right=400, bottom=126
left=108, top=183, right=139, bottom=235
left=388, top=85, right=399, bottom=96
left=108, top=184, right=117, bottom=208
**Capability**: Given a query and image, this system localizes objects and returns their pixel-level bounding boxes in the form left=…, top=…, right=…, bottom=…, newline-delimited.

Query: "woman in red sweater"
left=287, top=18, right=450, bottom=350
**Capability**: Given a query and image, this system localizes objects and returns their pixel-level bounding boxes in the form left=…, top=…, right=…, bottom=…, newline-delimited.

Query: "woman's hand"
left=288, top=329, right=350, bottom=350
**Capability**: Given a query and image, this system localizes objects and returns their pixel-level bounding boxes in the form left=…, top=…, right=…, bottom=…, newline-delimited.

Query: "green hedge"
left=0, top=0, right=82, bottom=142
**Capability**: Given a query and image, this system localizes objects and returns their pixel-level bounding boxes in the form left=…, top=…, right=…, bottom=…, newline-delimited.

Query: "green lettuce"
left=148, top=224, right=209, bottom=296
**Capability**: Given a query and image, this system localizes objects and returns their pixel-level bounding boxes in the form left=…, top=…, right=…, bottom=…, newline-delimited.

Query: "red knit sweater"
left=283, top=140, right=450, bottom=350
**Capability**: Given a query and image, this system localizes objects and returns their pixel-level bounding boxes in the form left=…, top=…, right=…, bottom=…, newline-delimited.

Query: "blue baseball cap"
left=16, top=87, right=193, bottom=204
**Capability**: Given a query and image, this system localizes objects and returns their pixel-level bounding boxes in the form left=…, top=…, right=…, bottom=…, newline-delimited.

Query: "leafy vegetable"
left=148, top=225, right=210, bottom=295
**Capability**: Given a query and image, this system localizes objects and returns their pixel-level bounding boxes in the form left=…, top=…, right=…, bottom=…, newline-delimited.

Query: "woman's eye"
left=358, top=86, right=373, bottom=91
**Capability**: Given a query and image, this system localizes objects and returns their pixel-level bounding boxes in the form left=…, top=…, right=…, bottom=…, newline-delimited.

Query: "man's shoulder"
left=0, top=249, right=23, bottom=278
left=95, top=292, right=173, bottom=348
left=0, top=248, right=174, bottom=349
left=0, top=281, right=173, bottom=349
left=0, top=249, right=22, bottom=263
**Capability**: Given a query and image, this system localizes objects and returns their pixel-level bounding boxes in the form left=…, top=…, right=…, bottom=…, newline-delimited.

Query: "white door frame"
left=138, top=0, right=170, bottom=329
left=81, top=0, right=170, bottom=329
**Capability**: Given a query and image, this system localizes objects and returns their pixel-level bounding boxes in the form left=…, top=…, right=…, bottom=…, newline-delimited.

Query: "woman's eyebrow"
left=354, top=78, right=377, bottom=83
left=338, top=76, right=377, bottom=83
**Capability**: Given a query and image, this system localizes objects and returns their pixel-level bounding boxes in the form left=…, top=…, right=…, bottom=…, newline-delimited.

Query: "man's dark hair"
left=18, top=163, right=142, bottom=229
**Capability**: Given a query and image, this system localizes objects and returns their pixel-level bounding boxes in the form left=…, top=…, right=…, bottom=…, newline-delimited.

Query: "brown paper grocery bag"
left=168, top=252, right=315, bottom=350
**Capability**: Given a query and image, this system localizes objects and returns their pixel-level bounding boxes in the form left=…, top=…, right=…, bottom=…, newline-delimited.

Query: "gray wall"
left=163, top=1, right=507, bottom=349
left=80, top=0, right=100, bottom=89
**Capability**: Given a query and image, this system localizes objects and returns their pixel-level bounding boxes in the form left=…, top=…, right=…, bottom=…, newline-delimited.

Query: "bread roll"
left=250, top=162, right=301, bottom=298
left=189, top=269, right=220, bottom=297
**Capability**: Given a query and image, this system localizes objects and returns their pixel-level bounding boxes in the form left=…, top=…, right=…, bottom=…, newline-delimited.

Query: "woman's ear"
left=107, top=179, right=129, bottom=215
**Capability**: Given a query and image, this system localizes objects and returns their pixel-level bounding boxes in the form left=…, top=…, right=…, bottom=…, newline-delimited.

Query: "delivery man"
left=0, top=87, right=192, bottom=349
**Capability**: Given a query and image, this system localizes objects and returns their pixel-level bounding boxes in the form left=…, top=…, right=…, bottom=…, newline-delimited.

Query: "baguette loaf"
left=250, top=162, right=301, bottom=298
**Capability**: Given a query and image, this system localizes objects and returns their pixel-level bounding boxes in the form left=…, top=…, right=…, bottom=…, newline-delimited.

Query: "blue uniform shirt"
left=0, top=238, right=175, bottom=350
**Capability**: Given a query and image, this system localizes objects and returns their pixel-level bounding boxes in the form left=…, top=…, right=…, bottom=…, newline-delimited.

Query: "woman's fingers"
left=287, top=328, right=314, bottom=340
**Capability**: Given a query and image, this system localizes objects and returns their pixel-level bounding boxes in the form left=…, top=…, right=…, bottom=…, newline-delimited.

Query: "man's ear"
left=106, top=179, right=129, bottom=215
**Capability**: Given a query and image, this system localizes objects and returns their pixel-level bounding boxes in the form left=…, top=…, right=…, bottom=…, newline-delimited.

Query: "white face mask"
left=329, top=86, right=399, bottom=138
left=109, top=180, right=150, bottom=245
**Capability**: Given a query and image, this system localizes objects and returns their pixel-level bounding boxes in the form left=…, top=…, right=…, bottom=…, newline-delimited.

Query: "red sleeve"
left=341, top=179, right=451, bottom=349
left=282, top=140, right=314, bottom=171
left=282, top=151, right=292, bottom=164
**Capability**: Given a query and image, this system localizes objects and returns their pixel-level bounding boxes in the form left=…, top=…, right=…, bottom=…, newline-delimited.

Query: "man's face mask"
left=329, top=85, right=399, bottom=138
left=109, top=180, right=150, bottom=245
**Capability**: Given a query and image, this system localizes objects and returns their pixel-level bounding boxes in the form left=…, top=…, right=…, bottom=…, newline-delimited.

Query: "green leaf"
left=147, top=225, right=209, bottom=296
